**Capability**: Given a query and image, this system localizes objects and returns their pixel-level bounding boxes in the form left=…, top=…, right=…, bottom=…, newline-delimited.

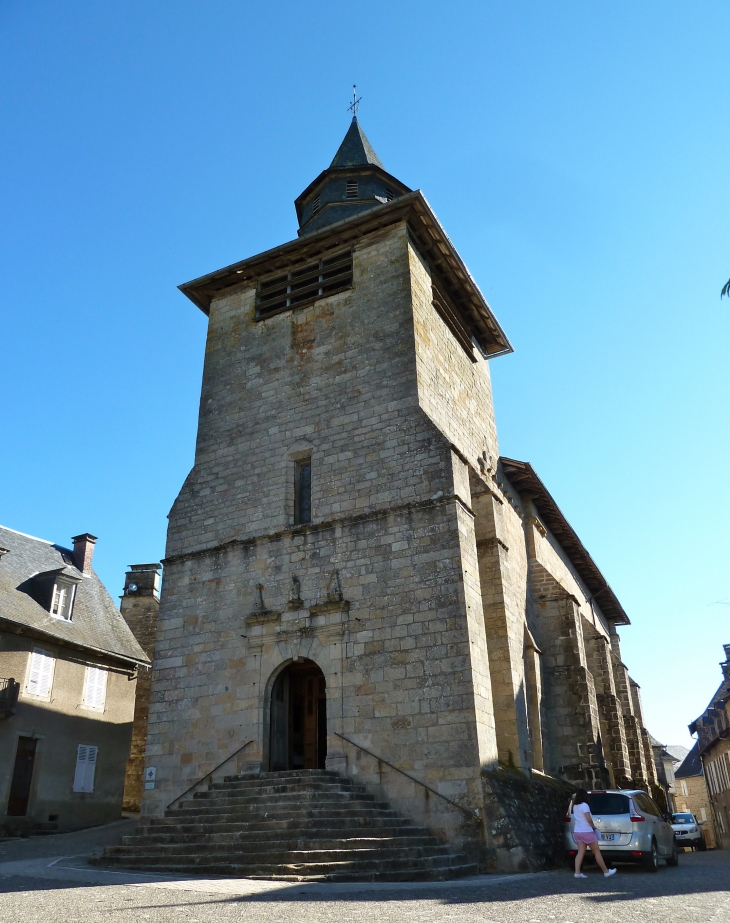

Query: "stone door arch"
left=269, top=659, right=327, bottom=771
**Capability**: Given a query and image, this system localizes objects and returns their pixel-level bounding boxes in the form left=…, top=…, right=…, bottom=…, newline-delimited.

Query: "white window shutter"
left=84, top=666, right=107, bottom=709
left=28, top=650, right=54, bottom=697
left=73, top=744, right=98, bottom=793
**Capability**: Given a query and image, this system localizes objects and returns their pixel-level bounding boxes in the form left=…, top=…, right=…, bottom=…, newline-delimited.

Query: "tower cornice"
left=178, top=190, right=513, bottom=360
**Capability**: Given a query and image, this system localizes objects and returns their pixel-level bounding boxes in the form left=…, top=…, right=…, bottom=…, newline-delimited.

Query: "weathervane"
left=347, top=84, right=361, bottom=117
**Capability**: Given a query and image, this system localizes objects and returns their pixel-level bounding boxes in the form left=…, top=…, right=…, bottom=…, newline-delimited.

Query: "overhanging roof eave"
left=0, top=614, right=151, bottom=668
left=499, top=457, right=630, bottom=626
left=177, top=192, right=513, bottom=357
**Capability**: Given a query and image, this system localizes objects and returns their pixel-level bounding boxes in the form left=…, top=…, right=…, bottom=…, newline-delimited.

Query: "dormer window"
left=51, top=578, right=76, bottom=620
left=345, top=180, right=358, bottom=199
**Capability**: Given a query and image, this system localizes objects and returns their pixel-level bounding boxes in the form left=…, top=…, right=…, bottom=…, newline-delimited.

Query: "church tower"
left=145, top=115, right=512, bottom=848
left=136, top=117, right=651, bottom=873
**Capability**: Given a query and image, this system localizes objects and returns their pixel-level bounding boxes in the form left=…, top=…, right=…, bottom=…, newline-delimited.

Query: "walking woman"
left=570, top=788, right=617, bottom=879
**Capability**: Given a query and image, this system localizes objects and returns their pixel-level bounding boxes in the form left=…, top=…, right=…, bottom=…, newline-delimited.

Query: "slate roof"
left=666, top=745, right=690, bottom=765
left=675, top=742, right=703, bottom=779
left=330, top=118, right=384, bottom=169
left=0, top=525, right=149, bottom=665
left=498, top=458, right=630, bottom=625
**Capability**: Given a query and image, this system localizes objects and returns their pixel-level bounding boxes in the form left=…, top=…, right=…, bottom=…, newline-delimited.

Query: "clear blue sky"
left=1, top=1, right=728, bottom=749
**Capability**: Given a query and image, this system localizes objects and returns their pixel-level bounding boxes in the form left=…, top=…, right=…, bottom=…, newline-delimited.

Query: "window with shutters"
left=345, top=180, right=358, bottom=199
left=83, top=665, right=107, bottom=710
left=26, top=649, right=54, bottom=698
left=50, top=578, right=76, bottom=620
left=72, top=744, right=98, bottom=793
left=256, top=251, right=353, bottom=319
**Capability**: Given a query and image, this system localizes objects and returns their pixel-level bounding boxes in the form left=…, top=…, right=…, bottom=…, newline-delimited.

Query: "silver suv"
left=565, top=789, right=678, bottom=871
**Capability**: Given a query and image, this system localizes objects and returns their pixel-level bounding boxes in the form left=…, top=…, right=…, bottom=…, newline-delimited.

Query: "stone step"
left=94, top=859, right=478, bottom=882
left=104, top=844, right=454, bottom=863
left=167, top=804, right=401, bottom=820
left=95, top=853, right=473, bottom=875
left=95, top=768, right=476, bottom=882
left=192, top=788, right=378, bottom=804
left=211, top=778, right=362, bottom=793
left=185, top=793, right=382, bottom=810
left=145, top=819, right=421, bottom=836
left=121, top=833, right=439, bottom=849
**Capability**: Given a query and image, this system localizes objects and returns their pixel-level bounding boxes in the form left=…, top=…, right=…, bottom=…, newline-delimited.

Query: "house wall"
left=703, top=739, right=730, bottom=849
left=675, top=773, right=718, bottom=848
left=0, top=631, right=135, bottom=833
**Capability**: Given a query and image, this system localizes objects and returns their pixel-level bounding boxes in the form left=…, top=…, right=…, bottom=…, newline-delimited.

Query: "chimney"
left=122, top=563, right=161, bottom=600
left=72, top=533, right=98, bottom=573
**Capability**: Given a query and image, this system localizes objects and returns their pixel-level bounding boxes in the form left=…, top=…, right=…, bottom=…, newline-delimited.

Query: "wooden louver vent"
left=346, top=180, right=358, bottom=199
left=256, top=251, right=353, bottom=319
left=311, top=194, right=320, bottom=214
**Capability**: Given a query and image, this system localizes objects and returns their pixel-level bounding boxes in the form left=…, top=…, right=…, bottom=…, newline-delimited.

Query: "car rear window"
left=586, top=793, right=631, bottom=815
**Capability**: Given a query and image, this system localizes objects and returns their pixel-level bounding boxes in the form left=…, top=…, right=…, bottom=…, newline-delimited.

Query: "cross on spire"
left=347, top=84, right=362, bottom=118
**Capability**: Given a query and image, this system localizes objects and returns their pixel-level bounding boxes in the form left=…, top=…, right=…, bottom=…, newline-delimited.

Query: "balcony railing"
left=0, top=678, right=20, bottom=717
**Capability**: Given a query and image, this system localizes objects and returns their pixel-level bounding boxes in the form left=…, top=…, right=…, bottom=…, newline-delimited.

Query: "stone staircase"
left=96, top=768, right=478, bottom=881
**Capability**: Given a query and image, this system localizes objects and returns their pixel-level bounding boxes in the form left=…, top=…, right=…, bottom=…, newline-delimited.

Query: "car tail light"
left=565, top=816, right=571, bottom=823
left=630, top=815, right=645, bottom=822
left=631, top=851, right=643, bottom=856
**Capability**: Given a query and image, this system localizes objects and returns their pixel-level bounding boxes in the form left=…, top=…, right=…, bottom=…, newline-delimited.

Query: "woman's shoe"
left=604, top=868, right=617, bottom=878
left=574, top=873, right=587, bottom=878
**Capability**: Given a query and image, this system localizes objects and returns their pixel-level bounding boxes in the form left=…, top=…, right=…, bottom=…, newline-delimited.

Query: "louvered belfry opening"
left=256, top=251, right=353, bottom=319
left=345, top=180, right=358, bottom=199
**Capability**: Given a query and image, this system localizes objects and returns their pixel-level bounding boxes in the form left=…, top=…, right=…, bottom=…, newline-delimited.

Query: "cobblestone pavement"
left=0, top=824, right=728, bottom=923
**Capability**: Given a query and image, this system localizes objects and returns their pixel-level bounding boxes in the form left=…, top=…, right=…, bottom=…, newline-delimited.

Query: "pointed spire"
left=329, top=118, right=384, bottom=170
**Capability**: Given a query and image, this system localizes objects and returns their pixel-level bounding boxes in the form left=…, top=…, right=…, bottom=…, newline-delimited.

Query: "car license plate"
left=600, top=833, right=615, bottom=841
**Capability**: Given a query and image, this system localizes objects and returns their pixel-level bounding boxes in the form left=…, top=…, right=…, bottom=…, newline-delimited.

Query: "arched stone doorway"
left=269, top=659, right=327, bottom=771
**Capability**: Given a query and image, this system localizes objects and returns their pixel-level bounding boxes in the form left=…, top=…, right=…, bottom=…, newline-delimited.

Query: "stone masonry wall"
left=143, top=223, right=501, bottom=845
left=120, top=593, right=159, bottom=812
left=481, top=766, right=574, bottom=872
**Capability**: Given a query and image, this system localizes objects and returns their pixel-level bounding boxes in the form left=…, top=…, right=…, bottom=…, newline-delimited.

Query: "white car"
left=671, top=812, right=706, bottom=850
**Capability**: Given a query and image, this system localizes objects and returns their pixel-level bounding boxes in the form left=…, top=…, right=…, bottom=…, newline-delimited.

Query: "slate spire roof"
left=294, top=117, right=411, bottom=236
left=329, top=117, right=384, bottom=169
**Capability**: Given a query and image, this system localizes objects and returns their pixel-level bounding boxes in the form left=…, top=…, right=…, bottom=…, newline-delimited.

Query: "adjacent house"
left=0, top=525, right=149, bottom=834
left=689, top=643, right=730, bottom=850
left=650, top=737, right=688, bottom=812
left=674, top=742, right=717, bottom=848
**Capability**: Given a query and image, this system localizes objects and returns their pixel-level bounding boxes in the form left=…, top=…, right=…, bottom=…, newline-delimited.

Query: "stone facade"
left=119, top=564, right=161, bottom=812
left=690, top=643, right=730, bottom=850
left=141, top=124, right=658, bottom=870
left=675, top=743, right=718, bottom=848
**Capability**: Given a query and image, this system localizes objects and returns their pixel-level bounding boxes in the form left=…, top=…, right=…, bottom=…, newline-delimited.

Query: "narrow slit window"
left=345, top=180, right=358, bottom=199
left=294, top=460, right=312, bottom=525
